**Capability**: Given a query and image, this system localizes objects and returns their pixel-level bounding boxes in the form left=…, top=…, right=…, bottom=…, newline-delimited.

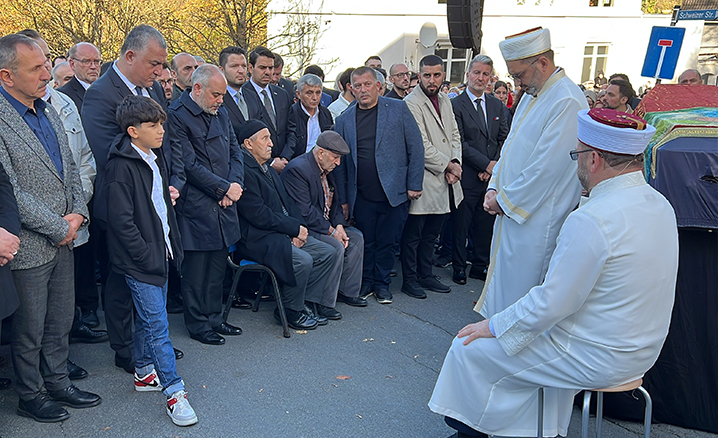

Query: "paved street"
left=0, top=264, right=715, bottom=438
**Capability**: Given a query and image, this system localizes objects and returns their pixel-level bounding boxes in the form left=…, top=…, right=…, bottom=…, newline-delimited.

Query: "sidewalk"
left=0, top=265, right=715, bottom=438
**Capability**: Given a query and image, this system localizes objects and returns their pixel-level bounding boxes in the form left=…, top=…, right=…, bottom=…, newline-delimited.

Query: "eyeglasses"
left=158, top=79, right=175, bottom=86
left=72, top=58, right=102, bottom=67
left=569, top=149, right=602, bottom=160
left=507, top=58, right=538, bottom=82
left=391, top=72, right=410, bottom=78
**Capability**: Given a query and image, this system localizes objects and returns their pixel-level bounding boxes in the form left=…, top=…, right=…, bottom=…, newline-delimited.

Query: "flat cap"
left=315, top=131, right=349, bottom=155
left=237, top=119, right=268, bottom=145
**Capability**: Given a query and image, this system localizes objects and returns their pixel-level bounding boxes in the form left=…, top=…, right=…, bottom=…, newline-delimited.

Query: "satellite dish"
left=419, top=22, right=438, bottom=48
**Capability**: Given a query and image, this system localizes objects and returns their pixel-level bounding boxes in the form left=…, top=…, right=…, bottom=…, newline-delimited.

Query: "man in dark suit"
left=168, top=65, right=244, bottom=346
left=242, top=46, right=297, bottom=173
left=290, top=74, right=334, bottom=159
left=81, top=24, right=185, bottom=372
left=0, top=161, right=20, bottom=391
left=57, top=42, right=101, bottom=111
left=271, top=53, right=296, bottom=96
left=333, top=66, right=424, bottom=304
left=219, top=46, right=250, bottom=140
left=282, top=131, right=367, bottom=314
left=451, top=55, right=509, bottom=284
left=0, top=34, right=100, bottom=422
left=235, top=121, right=338, bottom=330
left=169, top=53, right=197, bottom=102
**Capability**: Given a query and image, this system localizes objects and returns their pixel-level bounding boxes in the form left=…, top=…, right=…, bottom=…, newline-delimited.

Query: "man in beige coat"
left=401, top=55, right=463, bottom=298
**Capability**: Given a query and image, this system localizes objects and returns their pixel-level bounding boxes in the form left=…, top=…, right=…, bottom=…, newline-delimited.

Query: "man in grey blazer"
left=0, top=34, right=100, bottom=423
left=334, top=66, right=424, bottom=305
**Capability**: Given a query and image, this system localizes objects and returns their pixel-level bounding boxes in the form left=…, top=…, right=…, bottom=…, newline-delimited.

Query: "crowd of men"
left=0, top=21, right=689, bottom=435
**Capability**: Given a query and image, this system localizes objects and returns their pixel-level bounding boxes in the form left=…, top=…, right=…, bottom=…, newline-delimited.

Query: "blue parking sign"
left=641, top=26, right=685, bottom=80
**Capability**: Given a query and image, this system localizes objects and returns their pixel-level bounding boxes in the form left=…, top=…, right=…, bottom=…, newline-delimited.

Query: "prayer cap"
left=315, top=131, right=349, bottom=155
left=577, top=108, right=656, bottom=155
left=237, top=120, right=268, bottom=145
left=499, top=27, right=551, bottom=61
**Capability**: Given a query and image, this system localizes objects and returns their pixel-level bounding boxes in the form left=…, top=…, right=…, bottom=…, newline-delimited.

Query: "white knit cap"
left=499, top=27, right=551, bottom=61
left=577, top=109, right=657, bottom=155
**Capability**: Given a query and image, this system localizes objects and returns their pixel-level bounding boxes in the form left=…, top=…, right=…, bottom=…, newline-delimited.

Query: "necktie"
left=235, top=92, right=249, bottom=120
left=474, top=97, right=487, bottom=131
left=135, top=86, right=144, bottom=97
left=261, top=89, right=277, bottom=129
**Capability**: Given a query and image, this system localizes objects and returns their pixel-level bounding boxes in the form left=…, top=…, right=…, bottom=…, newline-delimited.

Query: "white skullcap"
left=577, top=109, right=657, bottom=155
left=499, top=27, right=551, bottom=61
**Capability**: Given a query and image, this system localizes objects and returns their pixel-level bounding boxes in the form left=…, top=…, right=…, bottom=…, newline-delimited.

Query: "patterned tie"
left=235, top=91, right=249, bottom=120
left=261, top=89, right=277, bottom=129
left=474, top=97, right=487, bottom=131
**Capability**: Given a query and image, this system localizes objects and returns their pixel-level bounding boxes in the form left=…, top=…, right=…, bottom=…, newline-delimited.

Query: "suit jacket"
left=82, top=64, right=185, bottom=226
left=404, top=85, right=463, bottom=214
left=235, top=148, right=305, bottom=286
left=0, top=161, right=20, bottom=320
left=290, top=102, right=334, bottom=159
left=169, top=90, right=243, bottom=251
left=277, top=77, right=295, bottom=96
left=452, top=91, right=509, bottom=191
left=57, top=76, right=86, bottom=113
left=324, top=87, right=340, bottom=102
left=0, top=93, right=89, bottom=270
left=333, top=96, right=424, bottom=215
left=223, top=91, right=247, bottom=141
left=242, top=81, right=297, bottom=159
left=281, top=151, right=346, bottom=236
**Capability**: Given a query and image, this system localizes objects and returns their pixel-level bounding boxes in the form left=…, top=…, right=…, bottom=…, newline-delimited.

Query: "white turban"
left=499, top=27, right=551, bottom=61
left=577, top=109, right=657, bottom=155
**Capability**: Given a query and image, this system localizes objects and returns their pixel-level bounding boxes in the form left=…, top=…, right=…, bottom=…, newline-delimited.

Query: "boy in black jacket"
left=105, top=96, right=197, bottom=427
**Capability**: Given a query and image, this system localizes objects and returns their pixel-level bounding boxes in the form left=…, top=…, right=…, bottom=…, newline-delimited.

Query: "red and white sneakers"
left=134, top=370, right=162, bottom=392
left=166, top=390, right=198, bottom=426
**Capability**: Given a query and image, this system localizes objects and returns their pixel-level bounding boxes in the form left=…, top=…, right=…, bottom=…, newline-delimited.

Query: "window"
left=589, top=0, right=613, bottom=5
left=581, top=44, right=609, bottom=84
left=435, top=46, right=470, bottom=85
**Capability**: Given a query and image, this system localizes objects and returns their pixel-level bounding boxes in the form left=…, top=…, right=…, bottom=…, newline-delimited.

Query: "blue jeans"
left=125, top=274, right=183, bottom=397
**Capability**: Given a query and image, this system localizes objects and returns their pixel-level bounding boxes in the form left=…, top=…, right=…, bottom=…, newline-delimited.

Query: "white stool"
left=536, top=379, right=652, bottom=438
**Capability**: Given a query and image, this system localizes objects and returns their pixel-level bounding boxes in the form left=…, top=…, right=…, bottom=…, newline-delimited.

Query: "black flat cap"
left=315, top=131, right=349, bottom=155
left=237, top=119, right=268, bottom=144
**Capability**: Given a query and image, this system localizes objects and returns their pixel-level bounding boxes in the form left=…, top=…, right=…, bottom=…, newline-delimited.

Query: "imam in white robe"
left=430, top=171, right=679, bottom=437
left=479, top=69, right=588, bottom=318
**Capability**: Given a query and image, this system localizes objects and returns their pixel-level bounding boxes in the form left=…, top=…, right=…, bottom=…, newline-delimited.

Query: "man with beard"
left=385, top=63, right=410, bottom=100
left=219, top=46, right=250, bottom=139
left=158, top=63, right=174, bottom=103
left=429, top=109, right=677, bottom=438
left=168, top=64, right=244, bottom=345
left=479, top=27, right=587, bottom=318
left=600, top=79, right=633, bottom=113
left=400, top=55, right=463, bottom=298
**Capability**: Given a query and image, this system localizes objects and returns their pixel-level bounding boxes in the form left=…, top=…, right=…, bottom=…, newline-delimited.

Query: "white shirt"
left=113, top=62, right=146, bottom=96
left=328, top=93, right=352, bottom=122
left=77, top=79, right=92, bottom=90
left=130, top=143, right=173, bottom=259
left=302, top=104, right=321, bottom=152
left=465, top=88, right=487, bottom=126
left=250, top=79, right=274, bottom=112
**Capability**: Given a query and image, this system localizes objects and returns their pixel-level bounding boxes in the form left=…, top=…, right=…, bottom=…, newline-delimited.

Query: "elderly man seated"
left=282, top=131, right=367, bottom=314
left=428, top=108, right=679, bottom=437
left=235, top=120, right=340, bottom=330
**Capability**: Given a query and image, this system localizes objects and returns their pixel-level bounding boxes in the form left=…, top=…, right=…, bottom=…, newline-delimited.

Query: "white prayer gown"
left=478, top=69, right=588, bottom=318
left=429, top=172, right=679, bottom=437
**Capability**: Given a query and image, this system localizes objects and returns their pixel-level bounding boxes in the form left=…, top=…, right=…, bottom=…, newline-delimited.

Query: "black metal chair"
left=223, top=257, right=290, bottom=338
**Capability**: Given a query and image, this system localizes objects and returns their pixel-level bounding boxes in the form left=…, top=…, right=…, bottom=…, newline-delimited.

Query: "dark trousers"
left=353, top=193, right=408, bottom=289
left=452, top=183, right=495, bottom=271
left=11, top=247, right=74, bottom=400
left=181, top=249, right=227, bottom=336
left=400, top=213, right=447, bottom=283
left=73, top=239, right=98, bottom=313
left=283, top=237, right=337, bottom=311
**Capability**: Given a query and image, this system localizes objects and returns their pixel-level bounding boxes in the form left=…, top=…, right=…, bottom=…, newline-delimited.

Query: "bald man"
left=677, top=69, right=701, bottom=85
left=59, top=42, right=101, bottom=110
left=170, top=53, right=198, bottom=101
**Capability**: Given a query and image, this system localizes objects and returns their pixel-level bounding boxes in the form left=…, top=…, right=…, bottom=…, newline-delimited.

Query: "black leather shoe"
left=166, top=298, right=183, bottom=314
left=49, top=385, right=101, bottom=409
left=0, top=377, right=11, bottom=390
left=67, top=360, right=87, bottom=380
left=401, top=281, right=427, bottom=299
left=80, top=310, right=100, bottom=328
left=433, top=254, right=452, bottom=268
left=277, top=308, right=318, bottom=330
left=114, top=354, right=135, bottom=374
left=418, top=275, right=451, bottom=293
left=174, top=348, right=184, bottom=360
left=70, top=324, right=109, bottom=344
left=389, top=269, right=397, bottom=277
left=315, top=304, right=342, bottom=320
left=213, top=322, right=242, bottom=336
left=359, top=284, right=374, bottom=299
left=190, top=330, right=225, bottom=345
left=453, top=269, right=467, bottom=285
left=337, top=294, right=368, bottom=307
left=303, top=304, right=328, bottom=325
left=469, top=265, right=487, bottom=281
left=231, top=296, right=253, bottom=309
left=17, top=394, right=70, bottom=423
